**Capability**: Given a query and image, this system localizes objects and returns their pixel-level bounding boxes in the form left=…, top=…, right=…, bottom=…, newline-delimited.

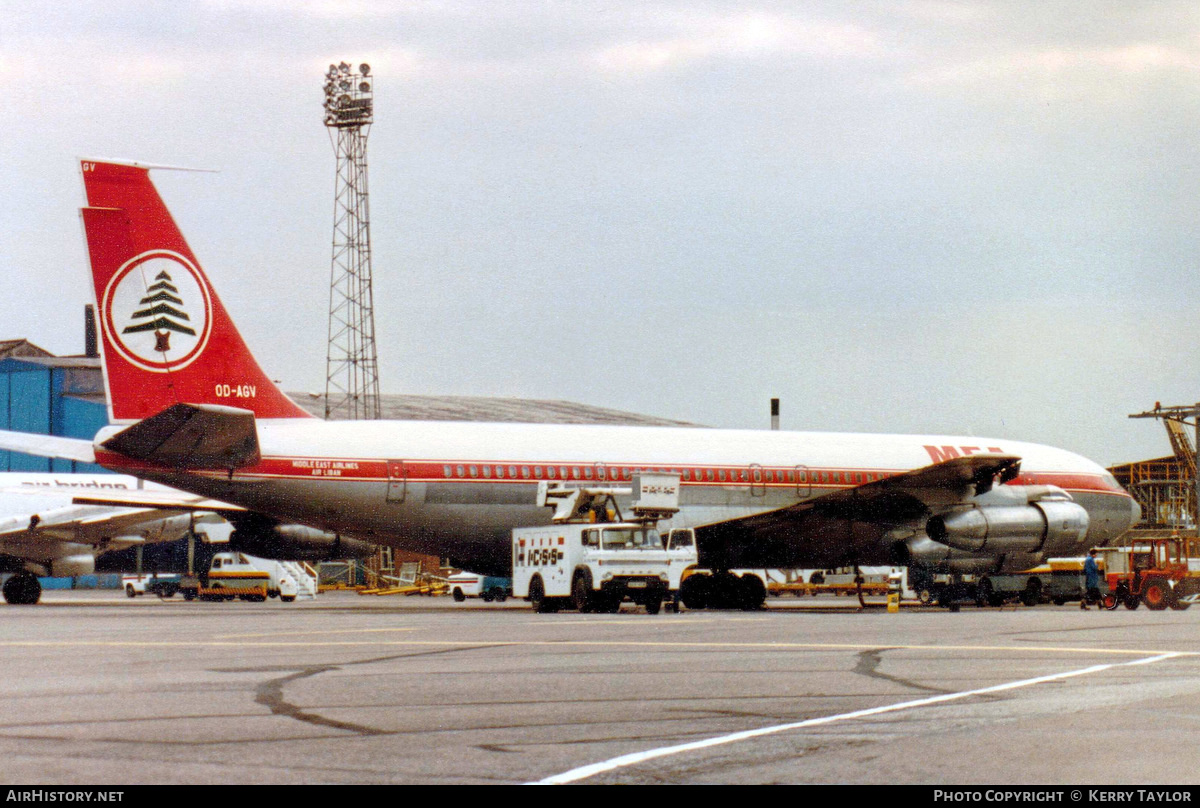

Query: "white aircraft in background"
left=0, top=472, right=220, bottom=604
left=0, top=159, right=1140, bottom=609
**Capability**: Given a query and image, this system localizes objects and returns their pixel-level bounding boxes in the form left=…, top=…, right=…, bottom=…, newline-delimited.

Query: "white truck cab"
left=512, top=474, right=696, bottom=614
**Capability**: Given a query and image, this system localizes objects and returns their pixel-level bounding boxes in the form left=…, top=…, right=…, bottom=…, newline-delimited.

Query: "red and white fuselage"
left=72, top=159, right=1137, bottom=577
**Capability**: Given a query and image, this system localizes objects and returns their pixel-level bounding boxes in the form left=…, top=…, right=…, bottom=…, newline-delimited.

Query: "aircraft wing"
left=0, top=430, right=95, bottom=464
left=68, top=489, right=247, bottom=514
left=0, top=504, right=181, bottom=546
left=694, top=454, right=1022, bottom=569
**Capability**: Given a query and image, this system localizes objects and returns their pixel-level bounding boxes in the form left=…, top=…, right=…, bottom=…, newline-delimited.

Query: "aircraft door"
left=750, top=464, right=765, bottom=497
left=795, top=465, right=811, bottom=500
left=386, top=460, right=407, bottom=503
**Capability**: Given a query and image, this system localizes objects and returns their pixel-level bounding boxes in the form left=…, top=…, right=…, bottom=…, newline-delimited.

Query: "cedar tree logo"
left=100, top=251, right=212, bottom=373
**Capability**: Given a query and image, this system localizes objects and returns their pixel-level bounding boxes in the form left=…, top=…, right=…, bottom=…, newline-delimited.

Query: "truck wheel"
left=1102, top=593, right=1120, bottom=610
left=572, top=571, right=596, bottom=612
left=1143, top=578, right=1173, bottom=611
left=1169, top=598, right=1191, bottom=611
left=452, top=587, right=466, bottom=602
left=125, top=585, right=137, bottom=598
left=644, top=598, right=662, bottom=615
left=481, top=590, right=493, bottom=603
left=1020, top=578, right=1042, bottom=607
left=530, top=577, right=553, bottom=613
left=493, top=589, right=507, bottom=603
left=183, top=590, right=196, bottom=602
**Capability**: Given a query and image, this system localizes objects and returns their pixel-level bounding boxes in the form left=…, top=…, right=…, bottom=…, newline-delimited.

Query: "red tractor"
left=1099, top=537, right=1200, bottom=611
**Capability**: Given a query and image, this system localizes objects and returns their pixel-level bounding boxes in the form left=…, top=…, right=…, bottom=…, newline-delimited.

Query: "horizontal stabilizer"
left=0, top=431, right=96, bottom=464
left=101, top=403, right=260, bottom=469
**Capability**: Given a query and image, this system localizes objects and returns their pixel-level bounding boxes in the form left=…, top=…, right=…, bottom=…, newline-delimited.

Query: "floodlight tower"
left=322, top=61, right=380, bottom=420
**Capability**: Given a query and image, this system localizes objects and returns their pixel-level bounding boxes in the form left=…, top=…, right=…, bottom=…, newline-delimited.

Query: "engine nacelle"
left=926, top=490, right=1089, bottom=556
left=229, top=524, right=374, bottom=561
left=901, top=536, right=1000, bottom=575
left=50, top=554, right=95, bottom=578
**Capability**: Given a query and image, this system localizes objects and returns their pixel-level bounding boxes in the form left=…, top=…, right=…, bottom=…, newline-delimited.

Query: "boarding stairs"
left=280, top=560, right=319, bottom=600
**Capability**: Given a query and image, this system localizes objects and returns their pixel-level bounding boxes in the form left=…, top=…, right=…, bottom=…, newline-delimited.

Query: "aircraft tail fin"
left=79, top=159, right=311, bottom=422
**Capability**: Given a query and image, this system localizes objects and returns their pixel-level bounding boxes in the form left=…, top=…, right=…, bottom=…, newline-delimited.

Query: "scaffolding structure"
left=1116, top=403, right=1200, bottom=530
left=322, top=61, right=381, bottom=421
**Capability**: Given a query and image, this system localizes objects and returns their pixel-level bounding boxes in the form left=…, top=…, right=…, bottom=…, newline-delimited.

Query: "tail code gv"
left=79, top=160, right=310, bottom=422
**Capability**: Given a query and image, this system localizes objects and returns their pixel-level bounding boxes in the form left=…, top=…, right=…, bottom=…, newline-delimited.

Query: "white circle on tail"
left=100, top=250, right=213, bottom=373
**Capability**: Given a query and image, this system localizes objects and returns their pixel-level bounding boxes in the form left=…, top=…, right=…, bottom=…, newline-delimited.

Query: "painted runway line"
left=534, top=652, right=1183, bottom=785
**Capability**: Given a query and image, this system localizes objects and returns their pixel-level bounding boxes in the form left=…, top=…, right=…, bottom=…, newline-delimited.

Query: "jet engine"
left=925, top=486, right=1089, bottom=557
left=228, top=523, right=374, bottom=561
left=50, top=554, right=95, bottom=578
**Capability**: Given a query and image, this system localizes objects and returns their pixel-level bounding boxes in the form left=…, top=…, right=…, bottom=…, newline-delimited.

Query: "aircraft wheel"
left=2, top=573, right=41, bottom=605
left=707, top=571, right=743, bottom=610
left=680, top=574, right=710, bottom=610
left=738, top=573, right=766, bottom=610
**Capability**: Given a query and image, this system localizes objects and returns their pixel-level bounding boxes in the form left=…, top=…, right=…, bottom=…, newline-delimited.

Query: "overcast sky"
left=2, top=1, right=1199, bottom=466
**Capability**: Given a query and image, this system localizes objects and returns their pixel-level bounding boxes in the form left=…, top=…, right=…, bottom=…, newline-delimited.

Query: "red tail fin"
left=80, top=160, right=311, bottom=421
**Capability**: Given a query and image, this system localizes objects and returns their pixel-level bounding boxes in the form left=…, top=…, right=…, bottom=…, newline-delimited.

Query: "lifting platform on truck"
left=512, top=473, right=696, bottom=614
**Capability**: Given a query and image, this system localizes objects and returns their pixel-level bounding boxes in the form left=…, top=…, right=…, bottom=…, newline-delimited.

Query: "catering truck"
left=512, top=473, right=695, bottom=614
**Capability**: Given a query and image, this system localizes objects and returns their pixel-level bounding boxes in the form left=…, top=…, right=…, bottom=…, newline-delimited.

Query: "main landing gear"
left=679, top=571, right=766, bottom=611
left=2, top=572, right=42, bottom=605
